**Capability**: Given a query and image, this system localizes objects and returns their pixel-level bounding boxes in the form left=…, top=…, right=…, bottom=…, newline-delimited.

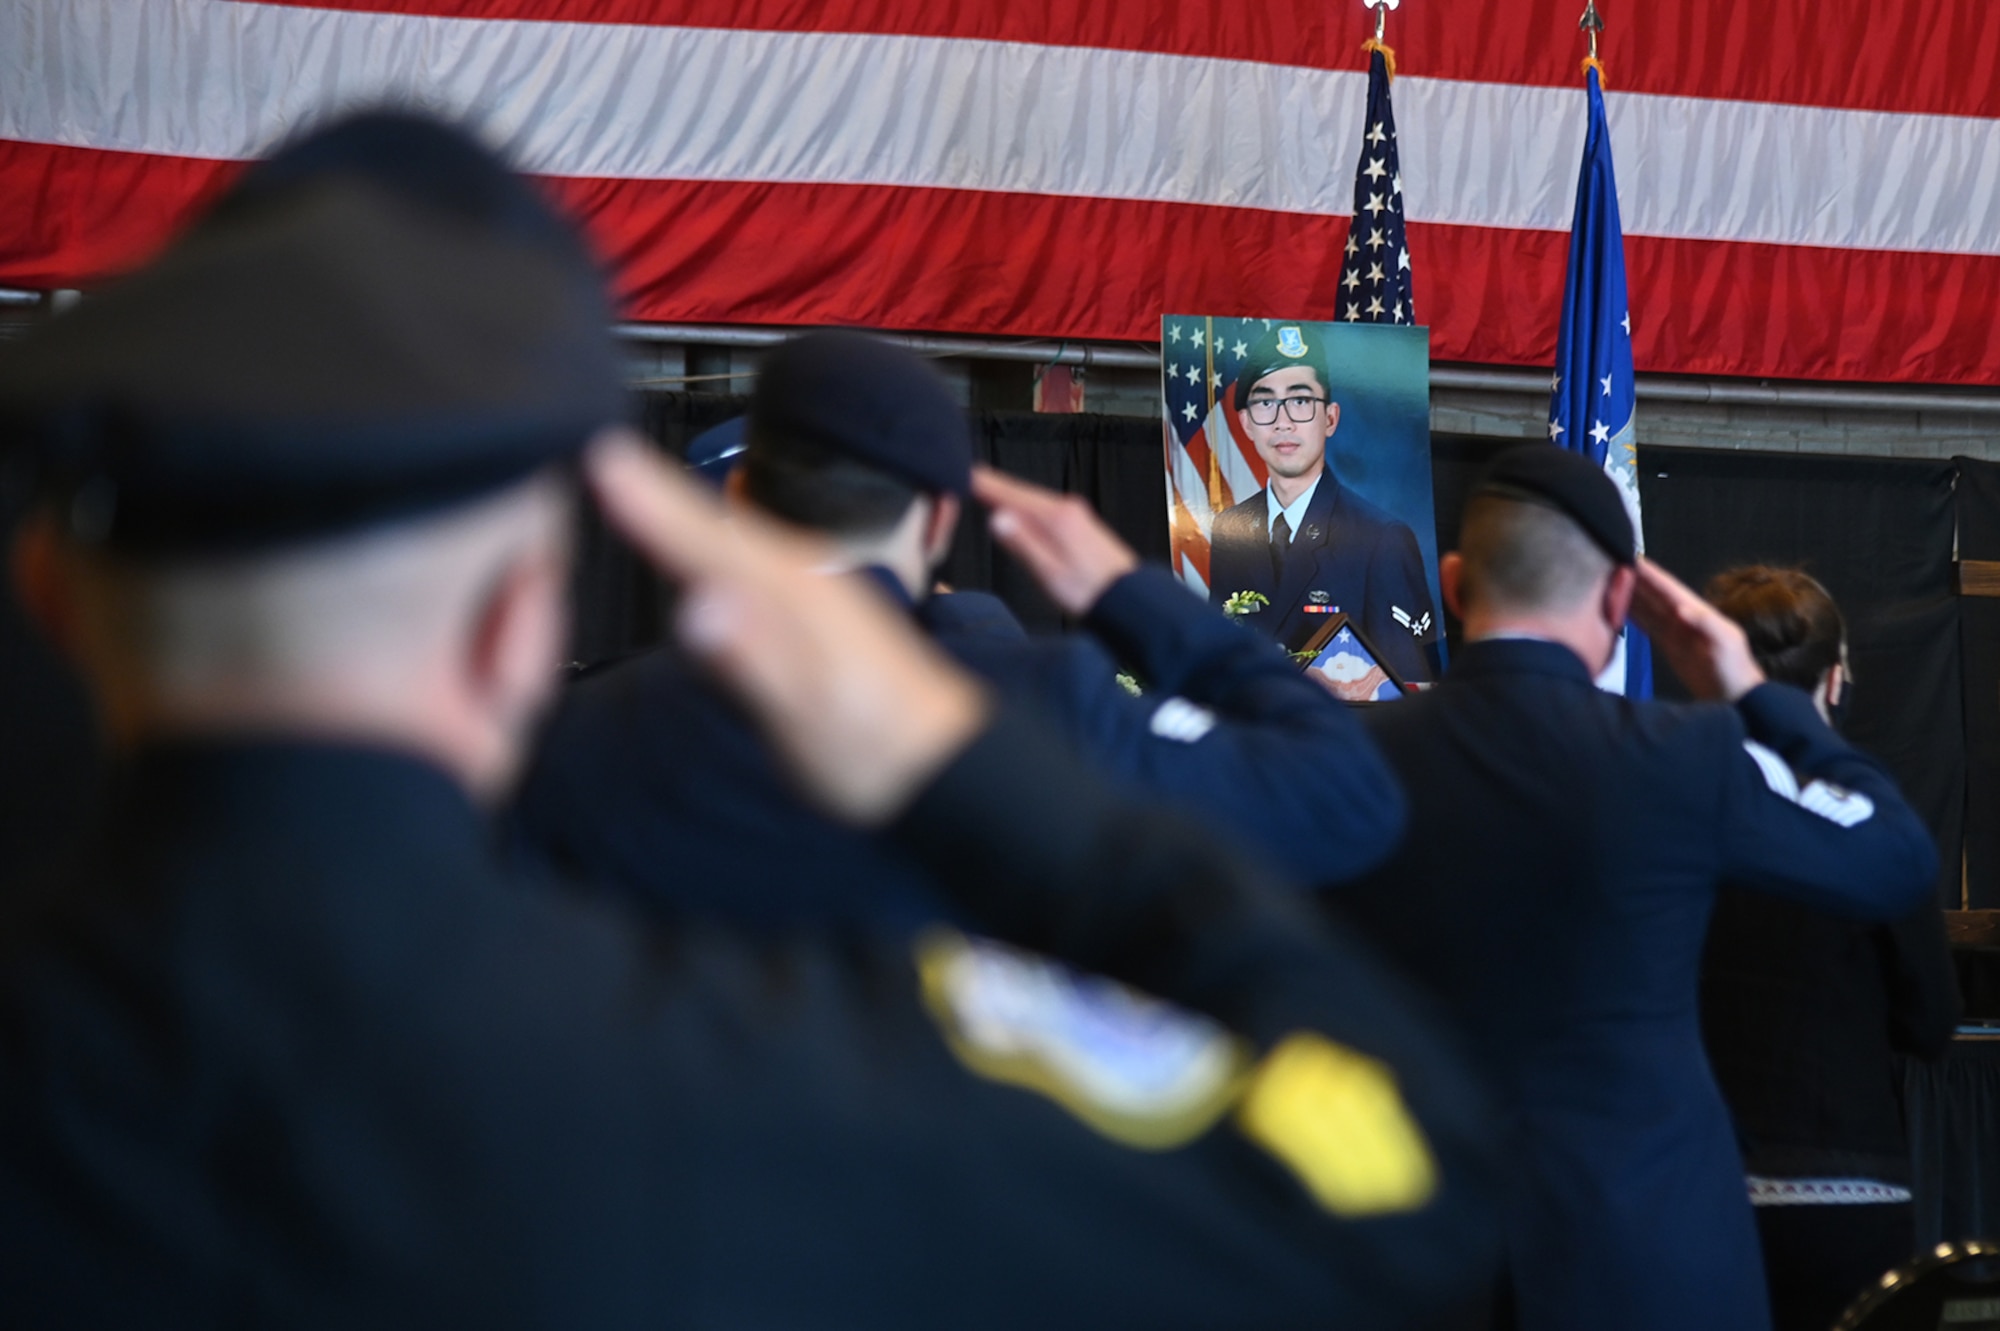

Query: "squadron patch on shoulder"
left=915, top=930, right=1249, bottom=1150
left=1148, top=696, right=1218, bottom=744
left=1235, top=1032, right=1438, bottom=1216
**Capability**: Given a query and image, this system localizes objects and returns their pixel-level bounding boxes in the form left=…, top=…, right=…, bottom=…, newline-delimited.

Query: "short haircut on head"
left=740, top=427, right=922, bottom=539
left=1456, top=493, right=1613, bottom=616
left=1704, top=565, right=1846, bottom=690
left=73, top=473, right=573, bottom=695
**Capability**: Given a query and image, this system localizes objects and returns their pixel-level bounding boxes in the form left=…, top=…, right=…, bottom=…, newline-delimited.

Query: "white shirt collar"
left=1469, top=630, right=1560, bottom=645
left=1265, top=471, right=1323, bottom=537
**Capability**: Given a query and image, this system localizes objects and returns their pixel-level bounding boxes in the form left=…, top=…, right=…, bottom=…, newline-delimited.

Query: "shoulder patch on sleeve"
left=1741, top=739, right=1875, bottom=828
left=1148, top=696, right=1218, bottom=744
left=1235, top=1032, right=1437, bottom=1217
left=915, top=930, right=1248, bottom=1150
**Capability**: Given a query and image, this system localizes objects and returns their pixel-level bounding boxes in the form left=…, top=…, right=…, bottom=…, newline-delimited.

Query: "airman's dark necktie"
left=1271, top=512, right=1292, bottom=584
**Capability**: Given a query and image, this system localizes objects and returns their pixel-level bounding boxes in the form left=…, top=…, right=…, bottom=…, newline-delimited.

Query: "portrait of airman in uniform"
left=1204, top=322, right=1439, bottom=691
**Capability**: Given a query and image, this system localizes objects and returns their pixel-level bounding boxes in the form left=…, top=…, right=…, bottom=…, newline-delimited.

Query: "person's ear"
left=1323, top=401, right=1341, bottom=439
left=722, top=465, right=751, bottom=508
left=1439, top=551, right=1465, bottom=620
left=1824, top=661, right=1846, bottom=710
left=1603, top=563, right=1638, bottom=634
left=463, top=545, right=570, bottom=768
left=10, top=514, right=81, bottom=658
left=924, top=493, right=962, bottom=566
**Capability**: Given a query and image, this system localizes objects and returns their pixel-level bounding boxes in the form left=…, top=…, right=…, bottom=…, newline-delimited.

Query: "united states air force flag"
left=1548, top=67, right=1652, bottom=699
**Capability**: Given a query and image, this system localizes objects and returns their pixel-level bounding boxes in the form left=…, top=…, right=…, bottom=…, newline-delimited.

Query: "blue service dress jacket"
left=1321, top=639, right=1940, bottom=1331
left=1207, top=476, right=1437, bottom=683
left=513, top=564, right=1408, bottom=930
left=0, top=730, right=1499, bottom=1327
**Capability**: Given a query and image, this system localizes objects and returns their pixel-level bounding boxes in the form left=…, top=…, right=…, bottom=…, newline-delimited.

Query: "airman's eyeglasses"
left=1245, top=396, right=1329, bottom=426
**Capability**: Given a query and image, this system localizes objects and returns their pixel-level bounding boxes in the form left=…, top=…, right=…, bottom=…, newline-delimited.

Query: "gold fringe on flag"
left=1360, top=37, right=1398, bottom=83
left=1580, top=54, right=1608, bottom=87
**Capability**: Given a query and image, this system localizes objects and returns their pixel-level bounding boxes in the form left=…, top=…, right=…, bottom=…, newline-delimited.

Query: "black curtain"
left=1957, top=458, right=2000, bottom=910
left=1631, top=447, right=1963, bottom=910
left=1427, top=434, right=1523, bottom=646
left=937, top=412, right=1169, bottom=634
left=1903, top=1041, right=2000, bottom=1246
left=566, top=392, right=747, bottom=668
left=573, top=402, right=1169, bottom=656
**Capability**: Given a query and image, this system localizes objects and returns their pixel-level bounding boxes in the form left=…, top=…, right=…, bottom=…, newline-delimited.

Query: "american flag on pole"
left=1548, top=64, right=1652, bottom=698
left=1335, top=46, right=1416, bottom=326
left=1160, top=317, right=1276, bottom=597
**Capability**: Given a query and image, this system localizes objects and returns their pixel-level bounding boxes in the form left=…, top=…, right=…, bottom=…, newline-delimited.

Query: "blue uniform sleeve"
left=1875, top=899, right=1962, bottom=1058
left=1358, top=523, right=1437, bottom=685
left=1714, top=682, right=1939, bottom=919
left=1059, top=565, right=1408, bottom=886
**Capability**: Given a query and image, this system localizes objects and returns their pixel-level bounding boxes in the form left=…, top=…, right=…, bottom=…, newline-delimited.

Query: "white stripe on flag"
left=1205, top=404, right=1262, bottom=508
left=1165, top=440, right=1215, bottom=543
left=8, top=0, right=2000, bottom=257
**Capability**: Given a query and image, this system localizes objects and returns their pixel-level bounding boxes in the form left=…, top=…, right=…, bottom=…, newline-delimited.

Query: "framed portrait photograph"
left=1297, top=613, right=1408, bottom=703
left=1162, top=318, right=1443, bottom=683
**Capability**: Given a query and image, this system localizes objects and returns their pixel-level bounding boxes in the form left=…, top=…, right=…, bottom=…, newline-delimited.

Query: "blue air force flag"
left=1336, top=48, right=1414, bottom=325
left=1547, top=67, right=1651, bottom=698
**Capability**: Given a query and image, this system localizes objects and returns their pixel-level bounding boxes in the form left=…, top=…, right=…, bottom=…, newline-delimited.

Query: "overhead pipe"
left=615, top=322, right=1160, bottom=370
left=1428, top=366, right=2000, bottom=417
left=7, top=294, right=1997, bottom=416
left=623, top=322, right=2000, bottom=417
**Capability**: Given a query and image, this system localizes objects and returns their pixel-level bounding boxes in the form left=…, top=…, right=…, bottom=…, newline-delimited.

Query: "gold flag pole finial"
left=1579, top=1, right=1608, bottom=86
left=1362, top=0, right=1399, bottom=81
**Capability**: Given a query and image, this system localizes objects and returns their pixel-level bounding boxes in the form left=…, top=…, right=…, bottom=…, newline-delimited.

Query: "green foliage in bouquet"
left=1221, top=589, right=1270, bottom=620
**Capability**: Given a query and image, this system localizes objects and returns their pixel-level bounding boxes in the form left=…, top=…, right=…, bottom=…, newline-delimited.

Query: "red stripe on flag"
left=1179, top=424, right=1214, bottom=481
left=235, top=0, right=2000, bottom=119
left=9, top=139, right=2000, bottom=386
left=1417, top=221, right=2000, bottom=386
left=0, top=141, right=240, bottom=289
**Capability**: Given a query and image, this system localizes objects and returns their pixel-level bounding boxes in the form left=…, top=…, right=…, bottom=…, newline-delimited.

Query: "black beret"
left=1473, top=444, right=1636, bottom=565
left=1232, top=322, right=1333, bottom=405
left=0, top=110, right=626, bottom=554
left=748, top=331, right=971, bottom=497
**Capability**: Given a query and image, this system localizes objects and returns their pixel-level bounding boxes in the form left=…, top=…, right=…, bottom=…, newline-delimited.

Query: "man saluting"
left=1207, top=323, right=1437, bottom=687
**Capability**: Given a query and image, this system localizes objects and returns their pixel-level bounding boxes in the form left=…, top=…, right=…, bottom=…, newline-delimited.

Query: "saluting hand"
left=1628, top=558, right=1767, bottom=702
left=585, top=432, right=991, bottom=825
left=972, top=466, right=1140, bottom=616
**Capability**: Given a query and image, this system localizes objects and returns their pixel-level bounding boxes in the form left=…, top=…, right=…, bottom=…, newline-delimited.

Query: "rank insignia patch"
left=1390, top=606, right=1432, bottom=637
left=1236, top=1032, right=1437, bottom=1216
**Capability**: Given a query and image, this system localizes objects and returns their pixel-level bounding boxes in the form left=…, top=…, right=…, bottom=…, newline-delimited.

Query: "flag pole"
left=1361, top=0, right=1398, bottom=81
left=1579, top=0, right=1607, bottom=86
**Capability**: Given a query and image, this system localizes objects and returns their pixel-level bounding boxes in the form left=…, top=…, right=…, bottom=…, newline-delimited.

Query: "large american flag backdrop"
left=4, top=0, right=1999, bottom=385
